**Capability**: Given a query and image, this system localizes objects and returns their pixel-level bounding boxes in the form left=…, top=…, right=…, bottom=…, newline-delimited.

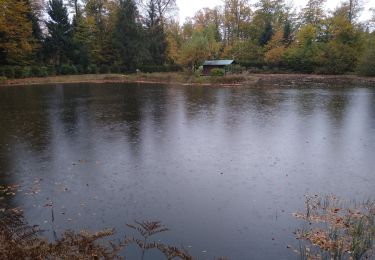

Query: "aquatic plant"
left=0, top=208, right=197, bottom=259
left=292, top=195, right=375, bottom=260
left=0, top=208, right=128, bottom=259
left=127, top=220, right=192, bottom=260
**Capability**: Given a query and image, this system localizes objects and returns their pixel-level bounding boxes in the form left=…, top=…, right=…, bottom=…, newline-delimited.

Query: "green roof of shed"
left=203, top=60, right=235, bottom=66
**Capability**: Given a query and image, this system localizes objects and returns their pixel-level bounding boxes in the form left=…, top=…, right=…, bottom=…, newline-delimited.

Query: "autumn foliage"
left=293, top=195, right=375, bottom=260
left=0, top=0, right=374, bottom=78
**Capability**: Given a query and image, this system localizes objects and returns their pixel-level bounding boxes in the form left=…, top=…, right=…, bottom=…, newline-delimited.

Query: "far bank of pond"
left=1, top=72, right=375, bottom=88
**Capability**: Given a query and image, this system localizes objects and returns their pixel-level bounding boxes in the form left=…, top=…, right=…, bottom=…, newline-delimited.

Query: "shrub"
left=39, top=67, right=49, bottom=77
left=0, top=76, right=7, bottom=84
left=119, top=66, right=128, bottom=73
left=47, top=66, right=57, bottom=76
left=318, top=43, right=357, bottom=75
left=196, top=66, right=203, bottom=75
left=86, top=64, right=98, bottom=74
left=21, top=66, right=31, bottom=78
left=138, top=65, right=165, bottom=73
left=357, top=38, right=375, bottom=76
left=31, top=67, right=40, bottom=77
left=59, top=64, right=67, bottom=75
left=75, top=64, right=84, bottom=74
left=71, top=65, right=78, bottom=75
left=110, top=65, right=121, bottom=74
left=99, top=64, right=110, bottom=74
left=4, top=66, right=15, bottom=79
left=0, top=67, right=5, bottom=77
left=228, top=64, right=245, bottom=74
left=14, top=66, right=23, bottom=78
left=211, top=68, right=225, bottom=76
left=167, top=64, right=183, bottom=72
left=237, top=60, right=264, bottom=69
left=60, top=64, right=77, bottom=75
left=211, top=75, right=246, bottom=84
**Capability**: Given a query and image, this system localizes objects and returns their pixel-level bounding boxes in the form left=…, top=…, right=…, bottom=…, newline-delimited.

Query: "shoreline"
left=1, top=72, right=375, bottom=87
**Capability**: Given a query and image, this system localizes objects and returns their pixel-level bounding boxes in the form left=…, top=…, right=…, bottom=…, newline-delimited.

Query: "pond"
left=0, top=83, right=374, bottom=259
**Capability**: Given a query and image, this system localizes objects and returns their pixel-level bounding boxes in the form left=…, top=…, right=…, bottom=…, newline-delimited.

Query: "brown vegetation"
left=1, top=72, right=375, bottom=88
left=292, top=195, right=375, bottom=260
left=0, top=209, right=194, bottom=259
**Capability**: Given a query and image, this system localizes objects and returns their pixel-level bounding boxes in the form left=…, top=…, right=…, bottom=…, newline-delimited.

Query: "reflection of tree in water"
left=294, top=89, right=349, bottom=125
left=87, top=84, right=148, bottom=156
left=0, top=86, right=51, bottom=153
left=249, top=89, right=287, bottom=127
left=0, top=87, right=52, bottom=211
left=295, top=91, right=319, bottom=116
left=0, top=137, right=19, bottom=211
left=58, top=84, right=93, bottom=136
left=183, top=87, right=218, bottom=120
left=252, top=89, right=285, bottom=112
left=120, top=87, right=145, bottom=153
left=367, top=91, right=375, bottom=130
left=146, top=86, right=168, bottom=132
left=326, top=92, right=349, bottom=127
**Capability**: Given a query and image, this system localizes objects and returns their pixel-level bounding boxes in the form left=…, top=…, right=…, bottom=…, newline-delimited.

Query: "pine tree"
left=145, top=0, right=167, bottom=66
left=112, top=0, right=146, bottom=71
left=44, top=0, right=73, bottom=66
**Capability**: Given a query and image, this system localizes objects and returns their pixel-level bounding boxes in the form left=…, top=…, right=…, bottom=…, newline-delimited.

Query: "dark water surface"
left=0, top=83, right=374, bottom=259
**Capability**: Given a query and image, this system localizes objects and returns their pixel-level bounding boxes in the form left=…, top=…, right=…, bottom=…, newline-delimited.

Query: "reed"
left=292, top=195, right=375, bottom=260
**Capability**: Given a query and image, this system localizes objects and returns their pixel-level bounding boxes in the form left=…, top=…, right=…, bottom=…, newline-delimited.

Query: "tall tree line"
left=0, top=0, right=177, bottom=75
left=174, top=0, right=375, bottom=75
left=0, top=0, right=374, bottom=76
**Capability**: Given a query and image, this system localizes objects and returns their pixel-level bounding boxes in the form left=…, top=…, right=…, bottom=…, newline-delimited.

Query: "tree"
left=0, top=0, right=37, bottom=65
left=318, top=6, right=363, bottom=74
left=44, top=0, right=73, bottom=66
left=165, top=20, right=182, bottom=64
left=27, top=0, right=44, bottom=42
left=68, top=0, right=81, bottom=17
left=283, top=24, right=323, bottom=72
left=112, top=0, right=146, bottom=70
left=357, top=34, right=375, bottom=76
left=251, top=0, right=287, bottom=46
left=222, top=40, right=264, bottom=65
left=300, top=0, right=326, bottom=26
left=192, top=7, right=222, bottom=41
left=84, top=0, right=116, bottom=64
left=265, top=30, right=286, bottom=67
left=179, top=27, right=220, bottom=70
left=153, top=0, right=176, bottom=24
left=347, top=0, right=363, bottom=24
left=222, top=0, right=252, bottom=43
left=70, top=14, right=92, bottom=67
left=142, top=0, right=168, bottom=66
left=282, top=19, right=293, bottom=45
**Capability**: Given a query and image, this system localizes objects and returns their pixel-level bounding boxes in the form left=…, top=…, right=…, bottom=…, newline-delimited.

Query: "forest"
left=0, top=0, right=375, bottom=79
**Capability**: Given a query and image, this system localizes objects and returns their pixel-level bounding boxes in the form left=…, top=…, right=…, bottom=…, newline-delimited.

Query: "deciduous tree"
left=0, top=0, right=37, bottom=65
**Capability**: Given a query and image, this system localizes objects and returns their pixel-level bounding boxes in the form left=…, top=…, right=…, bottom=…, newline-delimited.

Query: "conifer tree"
left=145, top=0, right=167, bottom=66
left=112, top=0, right=146, bottom=71
left=44, top=0, right=73, bottom=66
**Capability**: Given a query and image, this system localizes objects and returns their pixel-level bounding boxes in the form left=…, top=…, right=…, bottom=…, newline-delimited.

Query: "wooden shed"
left=202, top=60, right=235, bottom=75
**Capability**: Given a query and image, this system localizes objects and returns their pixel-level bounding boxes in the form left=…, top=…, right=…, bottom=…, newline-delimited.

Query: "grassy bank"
left=1, top=72, right=375, bottom=87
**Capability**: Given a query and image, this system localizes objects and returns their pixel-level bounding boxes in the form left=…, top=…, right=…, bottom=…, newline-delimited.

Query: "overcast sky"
left=176, top=0, right=373, bottom=23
